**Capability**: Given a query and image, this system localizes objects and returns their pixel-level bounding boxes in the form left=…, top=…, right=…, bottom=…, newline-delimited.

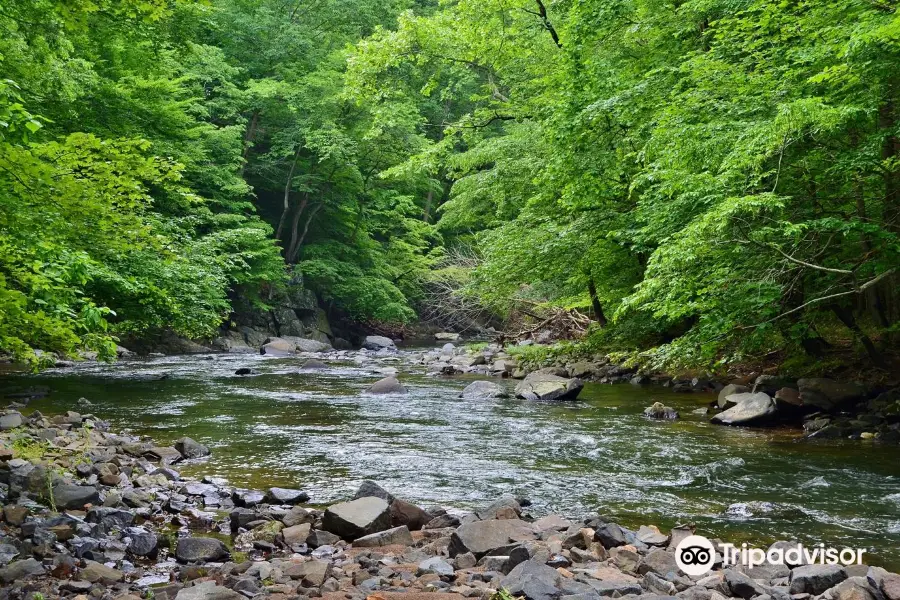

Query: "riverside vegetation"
left=1, top=0, right=898, bottom=379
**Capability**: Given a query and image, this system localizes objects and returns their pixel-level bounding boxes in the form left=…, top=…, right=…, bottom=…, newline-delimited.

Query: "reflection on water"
left=4, top=351, right=900, bottom=566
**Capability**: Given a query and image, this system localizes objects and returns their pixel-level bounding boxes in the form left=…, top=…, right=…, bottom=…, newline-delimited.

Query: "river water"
left=4, top=350, right=900, bottom=566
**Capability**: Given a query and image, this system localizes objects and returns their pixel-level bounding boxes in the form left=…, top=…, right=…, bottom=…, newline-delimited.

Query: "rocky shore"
left=2, top=405, right=900, bottom=600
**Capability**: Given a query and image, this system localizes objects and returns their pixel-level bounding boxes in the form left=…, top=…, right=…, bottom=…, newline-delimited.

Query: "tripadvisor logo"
left=675, top=535, right=867, bottom=577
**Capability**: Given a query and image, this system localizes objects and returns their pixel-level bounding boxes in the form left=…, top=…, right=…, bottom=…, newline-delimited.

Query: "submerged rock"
left=461, top=380, right=508, bottom=400
left=644, top=402, right=678, bottom=419
left=514, top=373, right=584, bottom=401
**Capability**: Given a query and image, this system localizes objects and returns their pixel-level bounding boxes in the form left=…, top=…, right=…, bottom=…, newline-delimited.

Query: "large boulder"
left=461, top=380, right=508, bottom=400
left=260, top=337, right=294, bottom=357
left=798, top=378, right=868, bottom=410
left=0, top=412, right=23, bottom=430
left=711, top=392, right=776, bottom=426
left=265, top=487, right=309, bottom=505
left=718, top=384, right=750, bottom=409
left=448, top=518, right=537, bottom=557
left=500, top=560, right=563, bottom=600
left=365, top=376, right=407, bottom=394
left=515, top=373, right=584, bottom=401
left=362, top=335, right=396, bottom=351
left=644, top=402, right=678, bottom=419
left=175, top=537, right=230, bottom=563
left=282, top=336, right=331, bottom=353
left=322, top=497, right=392, bottom=540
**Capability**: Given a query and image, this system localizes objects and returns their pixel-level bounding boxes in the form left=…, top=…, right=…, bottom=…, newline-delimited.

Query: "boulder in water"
left=362, top=335, right=396, bottom=350
left=260, top=338, right=294, bottom=356
left=175, top=437, right=210, bottom=459
left=365, top=376, right=407, bottom=394
left=461, top=380, right=508, bottom=400
left=643, top=402, right=678, bottom=419
left=718, top=383, right=750, bottom=408
left=711, top=392, right=776, bottom=425
left=514, top=373, right=584, bottom=401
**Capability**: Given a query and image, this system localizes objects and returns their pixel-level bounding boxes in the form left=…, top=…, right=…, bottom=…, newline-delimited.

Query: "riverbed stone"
left=284, top=558, right=331, bottom=585
left=53, top=484, right=100, bottom=509
left=80, top=560, right=124, bottom=584
left=500, top=560, right=563, bottom=600
left=448, top=518, right=537, bottom=557
left=363, top=335, right=396, bottom=350
left=124, top=526, right=158, bottom=557
left=353, top=525, right=414, bottom=547
left=594, top=522, right=627, bottom=548
left=176, top=537, right=230, bottom=563
left=789, top=564, right=848, bottom=595
left=515, top=373, right=584, bottom=401
left=307, top=528, right=340, bottom=548
left=322, top=496, right=391, bottom=540
left=880, top=573, right=900, bottom=600
left=175, top=581, right=243, bottom=600
left=726, top=568, right=766, bottom=599
left=798, top=379, right=868, bottom=410
left=461, top=380, right=508, bottom=400
left=637, top=549, right=678, bottom=577
left=0, top=412, right=23, bottom=430
left=711, top=393, right=776, bottom=426
left=365, top=376, right=408, bottom=394
left=0, top=557, right=45, bottom=583
left=644, top=402, right=678, bottom=420
left=175, top=436, right=210, bottom=459
left=265, top=487, right=310, bottom=504
left=391, top=497, right=430, bottom=530
left=282, top=523, right=311, bottom=546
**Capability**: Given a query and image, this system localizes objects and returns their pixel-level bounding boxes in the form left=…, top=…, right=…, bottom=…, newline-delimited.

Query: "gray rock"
left=52, top=484, right=100, bottom=510
left=124, top=526, right=158, bottom=557
left=0, top=557, right=45, bottom=583
left=0, top=413, right=23, bottom=430
left=87, top=507, right=135, bottom=534
left=284, top=559, right=331, bottom=585
left=711, top=393, right=776, bottom=425
left=726, top=569, right=767, bottom=599
left=287, top=337, right=331, bottom=353
left=448, top=518, right=537, bottom=557
left=175, top=437, right=210, bottom=459
left=501, top=560, right=563, bottom=600
left=301, top=358, right=328, bottom=369
left=260, top=337, right=294, bottom=356
left=282, top=523, right=311, bottom=546
left=515, top=373, right=584, bottom=401
left=718, top=384, right=750, bottom=408
left=798, top=378, right=867, bottom=410
left=265, top=487, right=309, bottom=504
left=233, top=489, right=265, bottom=507
left=789, top=564, right=848, bottom=595
left=362, top=335, right=396, bottom=350
left=307, top=529, right=341, bottom=548
left=353, top=525, right=414, bottom=547
left=638, top=549, right=679, bottom=577
left=829, top=577, right=877, bottom=600
left=461, top=380, right=508, bottom=400
left=175, top=537, right=230, bottom=563
left=175, top=581, right=243, bottom=600
left=595, top=522, right=627, bottom=548
left=322, top=496, right=392, bottom=540
left=80, top=560, right=124, bottom=583
left=419, top=556, right=455, bottom=576
left=365, top=376, right=407, bottom=394
left=353, top=480, right=396, bottom=503
left=637, top=525, right=669, bottom=546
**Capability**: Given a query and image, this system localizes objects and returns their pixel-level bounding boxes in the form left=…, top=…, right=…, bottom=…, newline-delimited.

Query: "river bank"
left=2, top=404, right=900, bottom=600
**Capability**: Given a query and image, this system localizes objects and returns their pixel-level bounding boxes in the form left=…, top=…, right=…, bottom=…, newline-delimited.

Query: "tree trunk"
left=422, top=189, right=433, bottom=223
left=831, top=305, right=887, bottom=369
left=288, top=202, right=323, bottom=263
left=275, top=149, right=301, bottom=244
left=588, top=277, right=608, bottom=327
left=285, top=193, right=309, bottom=264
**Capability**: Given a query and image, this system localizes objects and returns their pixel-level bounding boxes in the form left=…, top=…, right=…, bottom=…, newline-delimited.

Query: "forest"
left=2, top=0, right=898, bottom=374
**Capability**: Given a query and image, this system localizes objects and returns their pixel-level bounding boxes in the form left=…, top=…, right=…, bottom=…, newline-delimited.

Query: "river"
left=4, top=348, right=900, bottom=567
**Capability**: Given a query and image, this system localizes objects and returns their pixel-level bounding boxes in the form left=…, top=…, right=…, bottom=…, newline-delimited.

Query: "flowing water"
left=4, top=349, right=900, bottom=566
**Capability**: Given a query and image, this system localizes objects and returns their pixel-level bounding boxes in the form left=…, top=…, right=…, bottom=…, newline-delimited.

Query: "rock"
left=52, top=484, right=100, bottom=509
left=711, top=393, right=776, bottom=425
left=448, top=518, right=537, bottom=557
left=301, top=358, right=328, bottom=369
left=353, top=525, right=414, bottom=547
left=419, top=556, right=456, bottom=576
left=80, top=560, right=124, bottom=584
left=234, top=367, right=254, bottom=375
left=637, top=548, right=678, bottom=577
left=284, top=559, right=331, bottom=586
left=830, top=577, right=877, bottom=600
left=363, top=335, right=396, bottom=350
left=233, top=489, right=265, bottom=507
left=726, top=569, right=766, bottom=599
left=287, top=337, right=331, bottom=353
left=881, top=573, right=900, bottom=600
left=260, top=337, right=295, bottom=356
left=644, top=402, right=678, bottom=419
left=461, top=380, right=508, bottom=400
left=307, top=529, right=340, bottom=548
left=175, top=537, right=230, bottom=563
left=436, top=332, right=461, bottom=341
left=175, top=581, right=243, bottom=600
left=798, top=378, right=867, bottom=410
left=789, top=565, right=848, bottom=595
left=391, top=498, right=430, bottom=530
left=175, top=437, right=210, bottom=459
left=718, top=384, right=750, bottom=408
left=594, top=522, right=627, bottom=548
left=515, top=373, right=584, bottom=401
left=0, top=557, right=45, bottom=583
left=282, top=523, right=311, bottom=546
left=501, top=560, right=563, bottom=600
left=265, top=487, right=309, bottom=504
left=353, top=479, right=396, bottom=502
left=365, top=376, right=408, bottom=394
left=124, top=526, right=158, bottom=557
left=636, top=525, right=669, bottom=546
left=774, top=387, right=802, bottom=407
left=0, top=412, right=23, bottom=430
left=322, top=496, right=392, bottom=540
